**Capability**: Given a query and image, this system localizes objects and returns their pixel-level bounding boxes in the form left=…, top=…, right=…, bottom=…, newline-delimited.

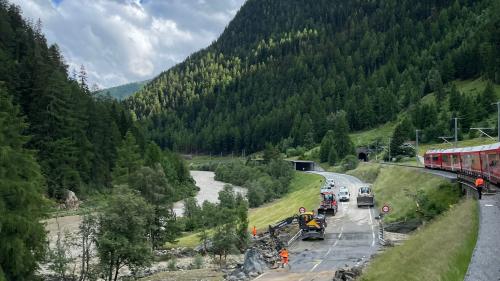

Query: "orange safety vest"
left=279, top=249, right=288, bottom=258
left=252, top=226, right=257, bottom=236
left=475, top=178, right=484, bottom=187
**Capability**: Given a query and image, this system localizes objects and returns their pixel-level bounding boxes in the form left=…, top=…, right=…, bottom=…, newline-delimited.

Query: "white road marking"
left=310, top=262, right=321, bottom=272
left=369, top=207, right=376, bottom=247
left=485, top=204, right=494, bottom=207
left=254, top=272, right=267, bottom=280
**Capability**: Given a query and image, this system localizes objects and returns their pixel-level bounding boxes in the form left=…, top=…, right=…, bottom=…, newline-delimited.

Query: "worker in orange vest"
left=475, top=177, right=484, bottom=200
left=252, top=226, right=257, bottom=238
left=279, top=248, right=289, bottom=268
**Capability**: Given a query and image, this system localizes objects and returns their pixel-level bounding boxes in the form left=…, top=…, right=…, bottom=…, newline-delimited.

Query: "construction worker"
left=475, top=177, right=484, bottom=200
left=279, top=248, right=289, bottom=268
left=252, top=226, right=257, bottom=238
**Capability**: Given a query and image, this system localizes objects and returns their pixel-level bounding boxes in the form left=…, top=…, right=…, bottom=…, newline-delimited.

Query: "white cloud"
left=9, top=0, right=246, bottom=88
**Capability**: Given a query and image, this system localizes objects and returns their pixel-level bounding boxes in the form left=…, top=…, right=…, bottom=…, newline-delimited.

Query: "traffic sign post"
left=299, top=207, right=306, bottom=214
left=381, top=204, right=391, bottom=214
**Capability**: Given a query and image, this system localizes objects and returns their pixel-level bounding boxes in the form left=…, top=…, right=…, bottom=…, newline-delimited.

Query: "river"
left=172, top=170, right=246, bottom=216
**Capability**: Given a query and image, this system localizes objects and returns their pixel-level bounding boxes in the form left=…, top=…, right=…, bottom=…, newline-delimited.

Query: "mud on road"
left=255, top=172, right=379, bottom=281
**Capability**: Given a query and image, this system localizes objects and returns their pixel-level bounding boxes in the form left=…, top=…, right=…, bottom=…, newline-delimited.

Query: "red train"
left=424, top=143, right=500, bottom=184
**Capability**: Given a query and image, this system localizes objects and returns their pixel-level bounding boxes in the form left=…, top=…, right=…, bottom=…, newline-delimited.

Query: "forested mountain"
left=126, top=0, right=499, bottom=154
left=0, top=2, right=197, bottom=278
left=0, top=1, right=138, bottom=199
left=98, top=80, right=149, bottom=100
left=0, top=1, right=195, bottom=200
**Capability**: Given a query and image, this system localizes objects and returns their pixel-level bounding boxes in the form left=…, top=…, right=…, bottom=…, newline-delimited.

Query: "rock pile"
left=332, top=266, right=363, bottom=281
left=225, top=234, right=284, bottom=280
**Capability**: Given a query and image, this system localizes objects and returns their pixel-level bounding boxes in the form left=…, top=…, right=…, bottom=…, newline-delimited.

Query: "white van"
left=338, top=186, right=350, bottom=202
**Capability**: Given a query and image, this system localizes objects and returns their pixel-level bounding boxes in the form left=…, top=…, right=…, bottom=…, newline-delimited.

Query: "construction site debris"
left=333, top=266, right=363, bottom=281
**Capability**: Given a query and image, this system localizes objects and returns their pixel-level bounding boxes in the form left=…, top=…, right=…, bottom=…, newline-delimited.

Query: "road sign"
left=299, top=207, right=306, bottom=214
left=382, top=204, right=391, bottom=213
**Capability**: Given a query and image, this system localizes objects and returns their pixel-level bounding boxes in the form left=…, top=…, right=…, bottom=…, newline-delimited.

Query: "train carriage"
left=424, top=143, right=500, bottom=185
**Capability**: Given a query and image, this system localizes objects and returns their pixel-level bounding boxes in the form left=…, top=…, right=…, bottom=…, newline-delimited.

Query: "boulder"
left=242, top=247, right=267, bottom=274
left=63, top=190, right=79, bottom=209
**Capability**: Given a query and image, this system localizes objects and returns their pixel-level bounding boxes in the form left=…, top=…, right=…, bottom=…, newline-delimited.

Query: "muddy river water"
left=173, top=170, right=246, bottom=216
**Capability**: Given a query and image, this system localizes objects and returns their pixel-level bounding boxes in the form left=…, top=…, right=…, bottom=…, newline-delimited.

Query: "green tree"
left=129, top=165, right=173, bottom=206
left=112, top=131, right=143, bottom=186
left=328, top=145, right=338, bottom=166
left=0, top=91, right=47, bottom=281
left=331, top=111, right=355, bottom=160
left=129, top=165, right=178, bottom=248
left=320, top=130, right=334, bottom=163
left=144, top=141, right=162, bottom=167
left=263, top=143, right=280, bottom=163
left=96, top=189, right=154, bottom=281
left=481, top=81, right=496, bottom=114
left=390, top=118, right=413, bottom=157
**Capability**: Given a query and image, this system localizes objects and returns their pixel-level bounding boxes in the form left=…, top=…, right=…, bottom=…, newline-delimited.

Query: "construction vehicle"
left=318, top=191, right=338, bottom=215
left=298, top=211, right=327, bottom=240
left=268, top=211, right=327, bottom=241
left=357, top=185, right=374, bottom=207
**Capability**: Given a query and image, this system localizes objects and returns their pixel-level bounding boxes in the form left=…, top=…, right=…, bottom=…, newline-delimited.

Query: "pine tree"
left=331, top=111, right=355, bottom=160
left=112, top=131, right=143, bottom=186
left=481, top=81, right=496, bottom=114
left=328, top=145, right=338, bottom=166
left=0, top=90, right=47, bottom=280
left=390, top=119, right=412, bottom=157
left=319, top=130, right=334, bottom=163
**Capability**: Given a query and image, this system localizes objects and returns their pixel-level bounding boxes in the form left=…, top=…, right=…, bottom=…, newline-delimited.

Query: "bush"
left=168, top=258, right=177, bottom=271
left=193, top=255, right=203, bottom=269
left=341, top=155, right=359, bottom=171
left=416, top=183, right=460, bottom=220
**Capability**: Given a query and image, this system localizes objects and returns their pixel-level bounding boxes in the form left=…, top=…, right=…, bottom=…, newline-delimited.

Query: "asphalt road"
left=255, top=171, right=379, bottom=281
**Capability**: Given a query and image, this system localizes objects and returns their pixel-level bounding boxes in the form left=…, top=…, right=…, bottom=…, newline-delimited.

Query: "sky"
left=11, top=0, right=246, bottom=88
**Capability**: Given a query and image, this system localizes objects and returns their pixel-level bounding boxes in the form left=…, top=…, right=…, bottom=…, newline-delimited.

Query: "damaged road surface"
left=254, top=172, right=379, bottom=281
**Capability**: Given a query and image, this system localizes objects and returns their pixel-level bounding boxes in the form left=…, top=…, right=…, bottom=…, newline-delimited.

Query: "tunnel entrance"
left=290, top=160, right=315, bottom=171
left=358, top=152, right=368, bottom=162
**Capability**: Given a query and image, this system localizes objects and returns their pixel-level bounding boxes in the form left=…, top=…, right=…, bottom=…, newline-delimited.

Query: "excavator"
left=269, top=211, right=327, bottom=241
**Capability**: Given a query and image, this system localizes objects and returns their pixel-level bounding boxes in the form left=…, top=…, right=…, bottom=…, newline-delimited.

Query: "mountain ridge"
left=126, top=0, right=499, bottom=153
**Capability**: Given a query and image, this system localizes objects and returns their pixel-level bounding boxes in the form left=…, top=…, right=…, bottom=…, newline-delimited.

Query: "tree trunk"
left=108, top=254, right=114, bottom=281
left=79, top=235, right=86, bottom=281
left=113, top=258, right=120, bottom=281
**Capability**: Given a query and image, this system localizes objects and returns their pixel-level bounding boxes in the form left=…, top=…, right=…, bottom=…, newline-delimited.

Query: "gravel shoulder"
left=464, top=193, right=500, bottom=281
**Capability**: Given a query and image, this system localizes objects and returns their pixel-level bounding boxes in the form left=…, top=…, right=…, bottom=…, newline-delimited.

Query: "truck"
left=356, top=185, right=374, bottom=207
left=318, top=191, right=338, bottom=215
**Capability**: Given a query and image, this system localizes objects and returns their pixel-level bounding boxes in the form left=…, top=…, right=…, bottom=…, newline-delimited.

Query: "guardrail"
left=287, top=229, right=303, bottom=246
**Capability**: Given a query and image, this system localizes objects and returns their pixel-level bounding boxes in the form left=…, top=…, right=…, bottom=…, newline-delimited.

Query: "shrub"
left=193, top=254, right=203, bottom=269
left=168, top=258, right=177, bottom=271
left=341, top=155, right=359, bottom=171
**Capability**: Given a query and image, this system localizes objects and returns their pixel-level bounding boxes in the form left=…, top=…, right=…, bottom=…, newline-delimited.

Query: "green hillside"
left=98, top=80, right=149, bottom=100
left=126, top=0, right=499, bottom=154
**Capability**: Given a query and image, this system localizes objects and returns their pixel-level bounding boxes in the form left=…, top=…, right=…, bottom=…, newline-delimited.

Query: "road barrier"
left=378, top=220, right=387, bottom=246
left=287, top=229, right=303, bottom=246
